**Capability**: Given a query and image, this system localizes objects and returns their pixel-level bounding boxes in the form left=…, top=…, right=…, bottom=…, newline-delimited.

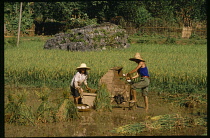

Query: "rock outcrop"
left=44, top=22, right=130, bottom=51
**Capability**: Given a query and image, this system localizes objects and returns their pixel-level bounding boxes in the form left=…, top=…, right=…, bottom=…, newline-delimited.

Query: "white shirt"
left=70, top=72, right=88, bottom=88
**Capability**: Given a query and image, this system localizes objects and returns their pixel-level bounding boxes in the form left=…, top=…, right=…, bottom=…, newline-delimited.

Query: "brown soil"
left=4, top=87, right=207, bottom=137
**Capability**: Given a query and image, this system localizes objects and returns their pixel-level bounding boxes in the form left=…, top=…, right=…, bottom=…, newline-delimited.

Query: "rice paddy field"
left=4, top=35, right=207, bottom=136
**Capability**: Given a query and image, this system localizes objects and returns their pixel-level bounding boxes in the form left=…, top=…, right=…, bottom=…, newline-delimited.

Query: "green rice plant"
left=36, top=87, right=57, bottom=123
left=93, top=84, right=112, bottom=112
left=62, top=88, right=71, bottom=99
left=111, top=113, right=207, bottom=134
left=36, top=101, right=57, bottom=123
left=5, top=90, right=35, bottom=126
left=4, top=37, right=207, bottom=94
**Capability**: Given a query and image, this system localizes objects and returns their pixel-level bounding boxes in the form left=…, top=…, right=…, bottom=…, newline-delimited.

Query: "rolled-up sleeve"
left=84, top=79, right=87, bottom=86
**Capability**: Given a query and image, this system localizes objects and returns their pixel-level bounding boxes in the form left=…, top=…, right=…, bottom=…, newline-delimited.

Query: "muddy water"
left=4, top=87, right=207, bottom=136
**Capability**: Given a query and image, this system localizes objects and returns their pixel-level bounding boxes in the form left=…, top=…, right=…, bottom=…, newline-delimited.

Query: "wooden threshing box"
left=99, top=67, right=131, bottom=103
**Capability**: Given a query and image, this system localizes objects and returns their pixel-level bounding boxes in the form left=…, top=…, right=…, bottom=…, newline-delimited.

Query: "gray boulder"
left=44, top=22, right=130, bottom=51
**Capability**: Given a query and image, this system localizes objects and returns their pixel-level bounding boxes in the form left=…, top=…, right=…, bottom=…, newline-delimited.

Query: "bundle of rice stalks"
left=56, top=99, right=80, bottom=122
left=148, top=114, right=188, bottom=130
left=5, top=91, right=35, bottom=126
left=35, top=88, right=57, bottom=123
left=111, top=113, right=207, bottom=134
left=86, top=88, right=97, bottom=93
left=111, top=123, right=146, bottom=134
left=93, top=84, right=112, bottom=111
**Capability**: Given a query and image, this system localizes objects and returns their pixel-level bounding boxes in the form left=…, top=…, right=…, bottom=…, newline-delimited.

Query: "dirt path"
left=4, top=88, right=207, bottom=136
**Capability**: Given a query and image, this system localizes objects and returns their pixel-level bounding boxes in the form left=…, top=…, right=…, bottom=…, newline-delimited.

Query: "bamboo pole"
left=17, top=2, right=22, bottom=46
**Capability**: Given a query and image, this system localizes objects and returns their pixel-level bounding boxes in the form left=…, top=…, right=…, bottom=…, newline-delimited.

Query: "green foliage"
left=36, top=101, right=57, bottom=123
left=189, top=33, right=201, bottom=40
left=35, top=87, right=50, bottom=102
left=4, top=1, right=206, bottom=36
left=94, top=84, right=112, bottom=112
left=164, top=36, right=176, bottom=44
left=115, top=32, right=125, bottom=37
left=133, top=6, right=152, bottom=27
left=94, top=29, right=99, bottom=33
left=4, top=37, right=17, bottom=49
left=5, top=90, right=35, bottom=126
left=4, top=37, right=207, bottom=94
left=66, top=17, right=98, bottom=29
left=137, top=39, right=149, bottom=44
left=35, top=88, right=57, bottom=123
left=4, top=2, right=34, bottom=35
left=33, top=2, right=81, bottom=22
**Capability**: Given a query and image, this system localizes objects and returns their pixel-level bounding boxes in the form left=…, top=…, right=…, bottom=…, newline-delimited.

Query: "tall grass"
left=4, top=37, right=207, bottom=93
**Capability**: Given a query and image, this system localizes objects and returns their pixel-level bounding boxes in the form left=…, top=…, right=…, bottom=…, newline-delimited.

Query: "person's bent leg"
left=142, top=87, right=149, bottom=111
left=144, top=96, right=148, bottom=111
left=130, top=88, right=137, bottom=102
left=74, top=96, right=80, bottom=104
left=132, top=89, right=137, bottom=101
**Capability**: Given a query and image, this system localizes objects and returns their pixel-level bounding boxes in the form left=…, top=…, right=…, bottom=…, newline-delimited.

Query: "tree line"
left=4, top=0, right=206, bottom=36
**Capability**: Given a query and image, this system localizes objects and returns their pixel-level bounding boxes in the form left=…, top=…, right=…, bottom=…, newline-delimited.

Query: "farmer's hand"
left=86, top=86, right=91, bottom=90
left=125, top=74, right=131, bottom=80
left=126, top=73, right=132, bottom=80
left=76, top=87, right=81, bottom=90
left=125, top=77, right=130, bottom=80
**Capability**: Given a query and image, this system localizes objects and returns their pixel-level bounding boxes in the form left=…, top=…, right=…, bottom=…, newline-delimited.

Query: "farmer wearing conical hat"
left=70, top=63, right=91, bottom=104
left=126, top=53, right=150, bottom=112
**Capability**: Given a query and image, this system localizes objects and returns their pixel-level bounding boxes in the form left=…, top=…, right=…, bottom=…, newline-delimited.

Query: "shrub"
left=4, top=37, right=17, bottom=49
left=164, top=36, right=176, bottom=44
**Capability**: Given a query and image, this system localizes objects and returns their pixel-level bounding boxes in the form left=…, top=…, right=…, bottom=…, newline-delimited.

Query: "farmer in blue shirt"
left=126, top=53, right=150, bottom=112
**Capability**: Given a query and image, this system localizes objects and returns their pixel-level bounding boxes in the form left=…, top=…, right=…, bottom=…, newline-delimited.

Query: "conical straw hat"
left=76, top=63, right=90, bottom=70
left=129, top=53, right=145, bottom=62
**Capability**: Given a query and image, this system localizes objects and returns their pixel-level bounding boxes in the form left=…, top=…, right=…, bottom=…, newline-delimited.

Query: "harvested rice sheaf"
left=56, top=99, right=80, bottom=121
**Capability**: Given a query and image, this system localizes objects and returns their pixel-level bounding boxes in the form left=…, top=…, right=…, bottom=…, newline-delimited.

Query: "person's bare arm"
left=127, top=62, right=143, bottom=75
left=131, top=73, right=139, bottom=79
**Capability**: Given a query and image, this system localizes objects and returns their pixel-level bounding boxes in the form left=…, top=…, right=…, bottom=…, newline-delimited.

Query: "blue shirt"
left=137, top=67, right=149, bottom=77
